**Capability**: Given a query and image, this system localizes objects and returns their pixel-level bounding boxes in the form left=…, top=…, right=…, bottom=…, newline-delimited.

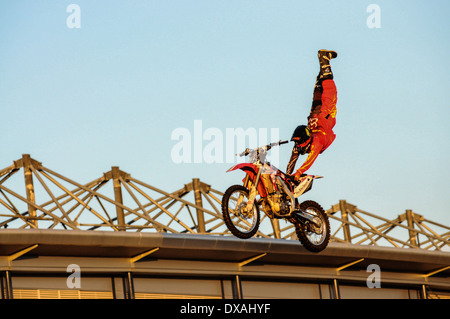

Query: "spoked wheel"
left=295, top=200, right=330, bottom=252
left=221, top=185, right=260, bottom=239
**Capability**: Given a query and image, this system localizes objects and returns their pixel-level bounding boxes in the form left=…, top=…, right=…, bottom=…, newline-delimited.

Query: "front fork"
left=243, top=170, right=261, bottom=212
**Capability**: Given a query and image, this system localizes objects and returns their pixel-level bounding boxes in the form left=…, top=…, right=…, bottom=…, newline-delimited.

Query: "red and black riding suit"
left=286, top=78, right=337, bottom=177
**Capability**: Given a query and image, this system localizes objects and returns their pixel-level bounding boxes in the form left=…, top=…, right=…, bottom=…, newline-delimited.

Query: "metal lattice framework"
left=1, top=155, right=449, bottom=251
left=327, top=201, right=450, bottom=251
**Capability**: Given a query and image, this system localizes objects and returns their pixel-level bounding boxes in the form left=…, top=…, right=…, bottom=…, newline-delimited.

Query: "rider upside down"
left=287, top=50, right=338, bottom=182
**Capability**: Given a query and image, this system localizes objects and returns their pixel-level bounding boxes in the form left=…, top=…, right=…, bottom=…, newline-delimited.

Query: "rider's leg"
left=309, top=75, right=323, bottom=117
left=321, top=80, right=337, bottom=117
left=309, top=50, right=337, bottom=129
left=318, top=50, right=337, bottom=105
left=309, top=50, right=337, bottom=118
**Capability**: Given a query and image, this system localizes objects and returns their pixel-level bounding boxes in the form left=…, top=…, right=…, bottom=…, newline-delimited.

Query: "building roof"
left=1, top=229, right=449, bottom=278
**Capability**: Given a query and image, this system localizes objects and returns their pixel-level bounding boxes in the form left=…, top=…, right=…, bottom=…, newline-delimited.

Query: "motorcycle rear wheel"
left=295, top=200, right=330, bottom=252
left=222, top=185, right=260, bottom=239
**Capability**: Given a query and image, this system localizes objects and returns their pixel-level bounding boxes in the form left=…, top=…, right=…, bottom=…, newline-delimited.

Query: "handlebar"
left=236, top=140, right=289, bottom=157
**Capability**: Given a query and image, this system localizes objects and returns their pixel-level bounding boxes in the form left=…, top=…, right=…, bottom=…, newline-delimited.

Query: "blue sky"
left=1, top=1, right=449, bottom=227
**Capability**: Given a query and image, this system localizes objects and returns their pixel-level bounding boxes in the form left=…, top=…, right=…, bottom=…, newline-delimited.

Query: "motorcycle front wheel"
left=221, top=185, right=260, bottom=239
left=295, top=200, right=330, bottom=252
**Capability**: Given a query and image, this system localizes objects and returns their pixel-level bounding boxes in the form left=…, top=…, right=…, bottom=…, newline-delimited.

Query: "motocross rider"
left=286, top=50, right=338, bottom=182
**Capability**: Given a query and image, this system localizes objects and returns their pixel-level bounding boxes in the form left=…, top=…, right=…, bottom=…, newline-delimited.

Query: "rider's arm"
left=286, top=146, right=299, bottom=175
left=294, top=142, right=321, bottom=177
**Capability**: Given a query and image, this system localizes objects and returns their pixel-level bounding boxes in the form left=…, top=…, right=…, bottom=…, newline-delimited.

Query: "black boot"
left=318, top=49, right=337, bottom=81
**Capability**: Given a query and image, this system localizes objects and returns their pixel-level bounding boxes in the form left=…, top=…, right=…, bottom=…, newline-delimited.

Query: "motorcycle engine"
left=266, top=192, right=291, bottom=217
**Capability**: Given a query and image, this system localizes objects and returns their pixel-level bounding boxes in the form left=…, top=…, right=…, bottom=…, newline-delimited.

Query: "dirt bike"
left=221, top=140, right=330, bottom=252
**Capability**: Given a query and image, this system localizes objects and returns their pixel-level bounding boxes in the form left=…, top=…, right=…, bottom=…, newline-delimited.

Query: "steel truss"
left=0, top=155, right=449, bottom=251
left=327, top=200, right=450, bottom=250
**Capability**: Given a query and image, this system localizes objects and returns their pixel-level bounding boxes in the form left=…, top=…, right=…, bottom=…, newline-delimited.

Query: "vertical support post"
left=193, top=178, right=205, bottom=233
left=110, top=277, right=117, bottom=299
left=4, top=270, right=13, bottom=299
left=271, top=219, right=281, bottom=239
left=0, top=273, right=3, bottom=299
left=331, top=279, right=340, bottom=299
left=406, top=209, right=418, bottom=248
left=232, top=275, right=243, bottom=299
left=127, top=272, right=135, bottom=299
left=421, top=284, right=428, bottom=299
left=112, top=167, right=125, bottom=231
left=22, top=154, right=37, bottom=228
left=339, top=200, right=351, bottom=243
left=122, top=272, right=135, bottom=299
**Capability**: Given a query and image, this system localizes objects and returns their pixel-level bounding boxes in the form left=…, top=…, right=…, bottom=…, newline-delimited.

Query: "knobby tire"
left=221, top=185, right=260, bottom=239
left=295, top=200, right=330, bottom=252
